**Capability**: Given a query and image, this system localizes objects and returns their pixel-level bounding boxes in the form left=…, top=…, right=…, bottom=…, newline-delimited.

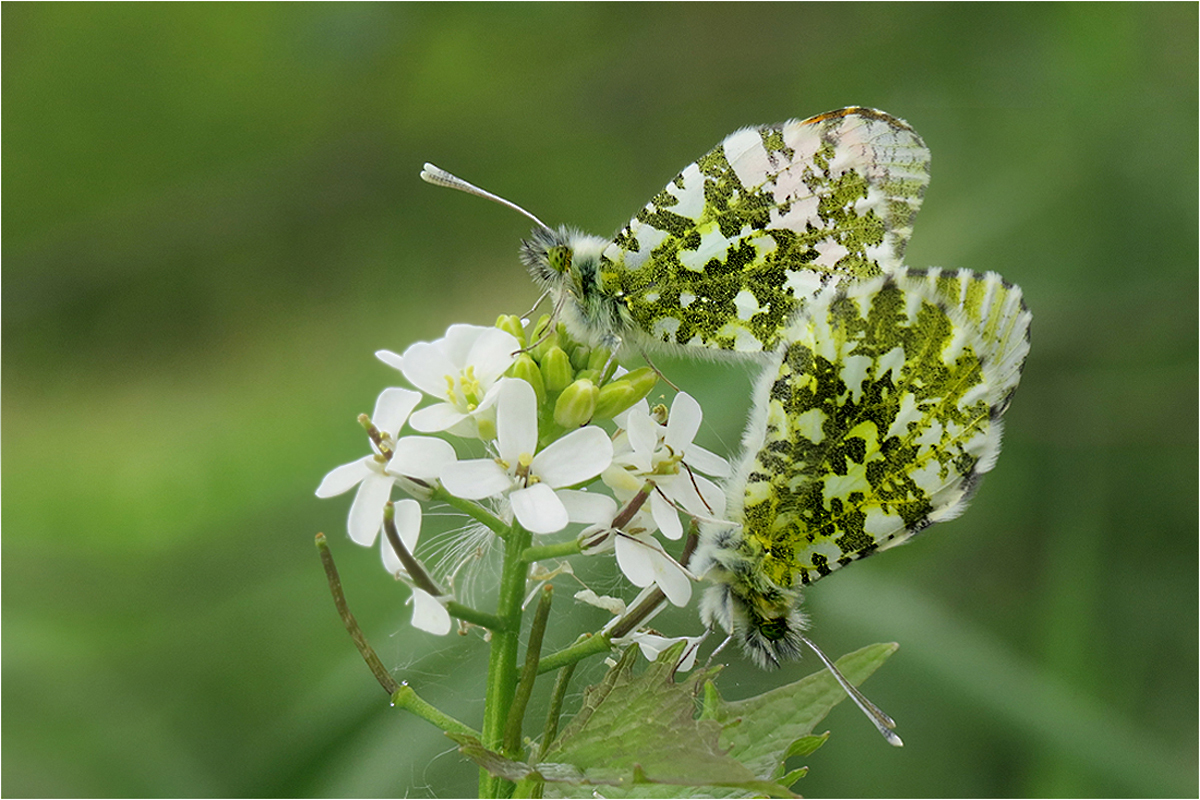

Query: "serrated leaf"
left=454, top=642, right=897, bottom=800
left=540, top=643, right=797, bottom=798
left=709, top=642, right=899, bottom=785
left=784, top=732, right=830, bottom=760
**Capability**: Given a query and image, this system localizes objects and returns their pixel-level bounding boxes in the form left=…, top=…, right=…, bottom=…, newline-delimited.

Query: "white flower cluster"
left=316, top=322, right=729, bottom=662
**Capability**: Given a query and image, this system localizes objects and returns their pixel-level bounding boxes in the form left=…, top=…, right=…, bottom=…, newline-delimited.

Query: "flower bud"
left=592, top=366, right=658, bottom=419
left=569, top=343, right=592, bottom=372
left=574, top=368, right=602, bottom=385
left=553, top=379, right=599, bottom=428
left=586, top=346, right=612, bottom=373
left=541, top=346, right=574, bottom=392
left=529, top=315, right=560, bottom=360
left=509, top=354, right=546, bottom=405
left=494, top=314, right=526, bottom=347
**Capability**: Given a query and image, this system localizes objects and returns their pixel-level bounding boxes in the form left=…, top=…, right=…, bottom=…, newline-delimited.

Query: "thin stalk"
left=503, top=584, right=553, bottom=754
left=515, top=659, right=576, bottom=799
left=537, top=633, right=611, bottom=675
left=430, top=485, right=511, bottom=538
left=479, top=520, right=533, bottom=798
left=522, top=540, right=581, bottom=562
left=315, top=533, right=398, bottom=694
left=391, top=683, right=480, bottom=739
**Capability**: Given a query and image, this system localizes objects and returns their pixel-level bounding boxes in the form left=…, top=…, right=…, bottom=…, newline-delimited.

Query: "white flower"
left=378, top=324, right=520, bottom=437
left=316, top=387, right=455, bottom=546
left=439, top=379, right=614, bottom=534
left=410, top=587, right=452, bottom=636
left=617, top=630, right=706, bottom=671
left=604, top=393, right=730, bottom=540
left=614, top=531, right=693, bottom=606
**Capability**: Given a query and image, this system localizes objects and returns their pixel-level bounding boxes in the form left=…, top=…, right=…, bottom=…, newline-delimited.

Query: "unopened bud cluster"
left=496, top=314, right=658, bottom=446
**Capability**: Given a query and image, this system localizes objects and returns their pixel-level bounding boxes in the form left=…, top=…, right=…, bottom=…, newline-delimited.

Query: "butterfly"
left=694, top=266, right=1031, bottom=667
left=421, top=107, right=930, bottom=358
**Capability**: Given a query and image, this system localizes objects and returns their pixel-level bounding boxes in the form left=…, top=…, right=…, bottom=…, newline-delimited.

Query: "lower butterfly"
left=694, top=265, right=1031, bottom=742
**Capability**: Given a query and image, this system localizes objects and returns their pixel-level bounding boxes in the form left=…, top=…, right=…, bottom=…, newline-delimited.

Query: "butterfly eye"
left=547, top=245, right=573, bottom=275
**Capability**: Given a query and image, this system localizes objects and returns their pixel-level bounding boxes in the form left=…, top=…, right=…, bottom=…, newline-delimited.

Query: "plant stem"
left=391, top=683, right=480, bottom=739
left=537, top=633, right=611, bottom=675
left=446, top=601, right=506, bottom=632
left=503, top=584, right=553, bottom=754
left=431, top=485, right=511, bottom=538
left=479, top=520, right=533, bottom=798
left=522, top=540, right=581, bottom=562
left=315, top=533, right=399, bottom=694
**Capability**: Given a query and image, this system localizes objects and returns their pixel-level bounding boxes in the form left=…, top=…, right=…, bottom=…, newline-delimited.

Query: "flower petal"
left=316, top=457, right=373, bottom=497
left=557, top=489, right=618, bottom=525
left=381, top=529, right=403, bottom=574
left=532, top=426, right=614, bottom=488
left=411, top=588, right=452, bottom=635
left=373, top=387, right=423, bottom=435
left=496, top=379, right=538, bottom=463
left=375, top=349, right=405, bottom=372
left=510, top=483, right=569, bottom=534
left=653, top=554, right=693, bottom=607
left=664, top=392, right=702, bottom=451
left=410, top=403, right=468, bottom=433
left=439, top=458, right=512, bottom=500
left=400, top=340, right=453, bottom=398
left=441, top=324, right=486, bottom=367
left=466, top=327, right=521, bottom=384
left=347, top=471, right=393, bottom=546
left=650, top=490, right=683, bottom=540
left=614, top=535, right=657, bottom=588
left=600, top=464, right=644, bottom=497
left=665, top=473, right=726, bottom=520
left=393, top=497, right=422, bottom=553
left=624, top=632, right=703, bottom=670
left=624, top=405, right=659, bottom=471
left=684, top=443, right=731, bottom=478
left=387, top=436, right=457, bottom=480
left=613, top=399, right=649, bottom=432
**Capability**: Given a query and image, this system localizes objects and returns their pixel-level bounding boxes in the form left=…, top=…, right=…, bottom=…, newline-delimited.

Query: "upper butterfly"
left=421, top=107, right=930, bottom=357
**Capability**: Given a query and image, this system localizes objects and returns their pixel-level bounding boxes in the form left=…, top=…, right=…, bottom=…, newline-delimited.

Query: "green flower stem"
left=521, top=540, right=581, bottom=563
left=536, top=633, right=612, bottom=675
left=538, top=661, right=577, bottom=760
left=391, top=682, right=480, bottom=739
left=513, top=659, right=577, bottom=799
left=445, top=602, right=506, bottom=632
left=479, top=521, right=534, bottom=798
left=430, top=485, right=510, bottom=539
left=315, top=533, right=399, bottom=695
left=503, top=584, right=553, bottom=755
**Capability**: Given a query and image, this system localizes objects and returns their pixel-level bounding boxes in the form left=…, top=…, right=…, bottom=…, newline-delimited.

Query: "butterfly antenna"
left=799, top=634, right=904, bottom=747
left=420, top=163, right=551, bottom=231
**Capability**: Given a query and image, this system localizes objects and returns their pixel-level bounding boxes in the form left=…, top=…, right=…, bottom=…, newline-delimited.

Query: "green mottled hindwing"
left=697, top=267, right=1031, bottom=667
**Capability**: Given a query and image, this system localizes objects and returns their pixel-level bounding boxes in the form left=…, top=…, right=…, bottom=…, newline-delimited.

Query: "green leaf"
left=708, top=642, right=898, bottom=788
left=452, top=642, right=898, bottom=799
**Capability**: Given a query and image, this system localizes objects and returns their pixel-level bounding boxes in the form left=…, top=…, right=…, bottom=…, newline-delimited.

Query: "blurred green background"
left=4, top=3, right=1197, bottom=797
